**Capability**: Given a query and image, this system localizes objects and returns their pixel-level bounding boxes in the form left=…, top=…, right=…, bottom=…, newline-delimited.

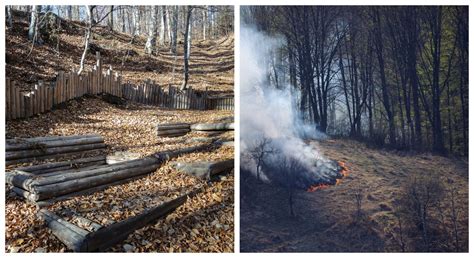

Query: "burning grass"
left=240, top=139, right=468, bottom=252
left=307, top=161, right=350, bottom=192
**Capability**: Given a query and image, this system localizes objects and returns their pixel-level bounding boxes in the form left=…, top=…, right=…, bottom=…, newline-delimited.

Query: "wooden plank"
left=70, top=73, right=74, bottom=99
left=48, top=82, right=53, bottom=111
left=13, top=82, right=20, bottom=119
left=6, top=78, right=11, bottom=120
left=6, top=135, right=105, bottom=151
left=35, top=173, right=149, bottom=207
left=44, top=84, right=49, bottom=113
left=59, top=71, right=67, bottom=103
left=35, top=85, right=40, bottom=115
left=85, top=190, right=199, bottom=251
left=10, top=80, right=17, bottom=119
left=37, top=209, right=89, bottom=252
left=15, top=156, right=106, bottom=173
left=6, top=143, right=107, bottom=162
left=30, top=163, right=159, bottom=201
left=31, top=86, right=37, bottom=115
left=40, top=81, right=45, bottom=113
left=26, top=92, right=32, bottom=118
left=19, top=89, right=25, bottom=118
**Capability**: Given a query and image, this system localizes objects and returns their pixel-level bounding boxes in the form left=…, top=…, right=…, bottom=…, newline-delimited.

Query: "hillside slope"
left=5, top=10, right=234, bottom=94
left=241, top=139, right=468, bottom=252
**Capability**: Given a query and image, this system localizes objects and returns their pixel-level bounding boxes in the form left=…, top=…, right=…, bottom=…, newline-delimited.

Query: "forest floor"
left=5, top=97, right=234, bottom=252
left=240, top=139, right=468, bottom=252
left=5, top=9, right=234, bottom=94
left=5, top=9, right=234, bottom=253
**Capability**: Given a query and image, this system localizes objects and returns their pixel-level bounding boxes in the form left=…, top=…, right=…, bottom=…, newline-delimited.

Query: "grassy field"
left=240, top=138, right=468, bottom=252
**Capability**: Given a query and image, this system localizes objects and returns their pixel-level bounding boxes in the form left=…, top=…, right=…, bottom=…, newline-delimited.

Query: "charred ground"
left=240, top=139, right=468, bottom=252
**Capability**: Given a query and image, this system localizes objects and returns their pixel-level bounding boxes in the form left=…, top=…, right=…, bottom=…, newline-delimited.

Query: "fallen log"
left=5, top=149, right=106, bottom=166
left=6, top=136, right=104, bottom=151
left=62, top=209, right=103, bottom=232
left=154, top=143, right=211, bottom=161
left=174, top=159, right=234, bottom=179
left=157, top=128, right=190, bottom=136
left=15, top=156, right=106, bottom=174
left=30, top=163, right=161, bottom=201
left=8, top=143, right=212, bottom=204
left=85, top=189, right=201, bottom=251
left=35, top=174, right=149, bottom=207
left=37, top=209, right=89, bottom=252
left=39, top=189, right=201, bottom=252
left=106, top=151, right=141, bottom=164
left=29, top=157, right=159, bottom=189
left=190, top=122, right=234, bottom=131
left=6, top=143, right=107, bottom=161
left=6, top=134, right=101, bottom=145
left=156, top=123, right=190, bottom=130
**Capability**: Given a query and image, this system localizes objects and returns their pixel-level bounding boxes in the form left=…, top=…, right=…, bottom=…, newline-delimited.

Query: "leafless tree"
left=181, top=6, right=194, bottom=90
left=28, top=5, right=42, bottom=41
left=6, top=6, right=13, bottom=28
left=401, top=174, right=444, bottom=251
left=145, top=6, right=158, bottom=55
left=247, top=136, right=277, bottom=183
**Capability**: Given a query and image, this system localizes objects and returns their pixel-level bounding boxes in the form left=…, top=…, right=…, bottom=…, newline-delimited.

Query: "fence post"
left=38, top=80, right=44, bottom=114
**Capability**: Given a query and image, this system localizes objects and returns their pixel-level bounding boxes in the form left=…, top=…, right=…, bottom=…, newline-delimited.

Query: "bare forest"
left=240, top=6, right=468, bottom=252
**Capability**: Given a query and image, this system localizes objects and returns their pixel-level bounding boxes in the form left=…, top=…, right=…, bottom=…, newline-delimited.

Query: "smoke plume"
left=240, top=25, right=331, bottom=185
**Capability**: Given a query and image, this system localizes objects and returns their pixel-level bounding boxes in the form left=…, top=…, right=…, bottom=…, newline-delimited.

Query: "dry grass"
left=240, top=138, right=468, bottom=252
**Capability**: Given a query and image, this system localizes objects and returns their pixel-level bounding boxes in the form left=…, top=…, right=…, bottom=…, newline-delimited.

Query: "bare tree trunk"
left=127, top=7, right=132, bottom=34
left=210, top=9, right=215, bottom=40
left=166, top=7, right=172, bottom=45
left=107, top=5, right=114, bottom=31
left=159, top=6, right=167, bottom=46
left=67, top=5, right=72, bottom=20
left=203, top=7, right=207, bottom=40
left=78, top=5, right=95, bottom=75
left=145, top=6, right=158, bottom=55
left=133, top=6, right=140, bottom=36
left=6, top=5, right=13, bottom=28
left=28, top=5, right=41, bottom=41
left=171, top=6, right=179, bottom=54
left=74, top=6, right=80, bottom=21
left=181, top=7, right=193, bottom=90
left=121, top=6, right=126, bottom=33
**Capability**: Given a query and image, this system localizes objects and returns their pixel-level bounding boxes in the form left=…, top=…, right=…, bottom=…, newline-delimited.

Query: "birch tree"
left=145, top=6, right=158, bottom=55
left=77, top=5, right=95, bottom=75
left=28, top=5, right=41, bottom=41
left=181, top=6, right=193, bottom=90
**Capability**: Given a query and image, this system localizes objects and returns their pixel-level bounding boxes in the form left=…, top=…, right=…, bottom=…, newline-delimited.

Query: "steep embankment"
left=5, top=10, right=234, bottom=94
left=240, top=139, right=468, bottom=252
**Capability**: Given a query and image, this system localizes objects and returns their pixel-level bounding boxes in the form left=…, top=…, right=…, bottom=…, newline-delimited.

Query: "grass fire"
left=240, top=5, right=468, bottom=253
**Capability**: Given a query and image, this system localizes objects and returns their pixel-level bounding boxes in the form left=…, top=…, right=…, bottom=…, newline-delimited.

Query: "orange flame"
left=307, top=183, right=331, bottom=192
left=307, top=161, right=350, bottom=192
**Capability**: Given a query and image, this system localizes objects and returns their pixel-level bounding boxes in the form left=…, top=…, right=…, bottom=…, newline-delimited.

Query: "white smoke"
left=240, top=25, right=328, bottom=178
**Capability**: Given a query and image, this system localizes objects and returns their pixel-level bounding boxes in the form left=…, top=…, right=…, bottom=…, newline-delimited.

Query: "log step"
left=5, top=134, right=106, bottom=165
left=174, top=159, right=234, bottom=180
left=190, top=122, right=234, bottom=131
left=38, top=189, right=201, bottom=252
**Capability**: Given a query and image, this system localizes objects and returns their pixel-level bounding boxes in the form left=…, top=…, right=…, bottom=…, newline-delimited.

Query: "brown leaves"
left=6, top=97, right=234, bottom=252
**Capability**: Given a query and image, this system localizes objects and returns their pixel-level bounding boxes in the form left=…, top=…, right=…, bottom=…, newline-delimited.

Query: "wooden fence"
left=6, top=53, right=234, bottom=121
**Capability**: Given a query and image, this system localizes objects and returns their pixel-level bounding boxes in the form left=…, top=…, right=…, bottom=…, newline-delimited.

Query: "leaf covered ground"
left=5, top=9, right=234, bottom=95
left=5, top=97, right=234, bottom=252
left=240, top=139, right=468, bottom=252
